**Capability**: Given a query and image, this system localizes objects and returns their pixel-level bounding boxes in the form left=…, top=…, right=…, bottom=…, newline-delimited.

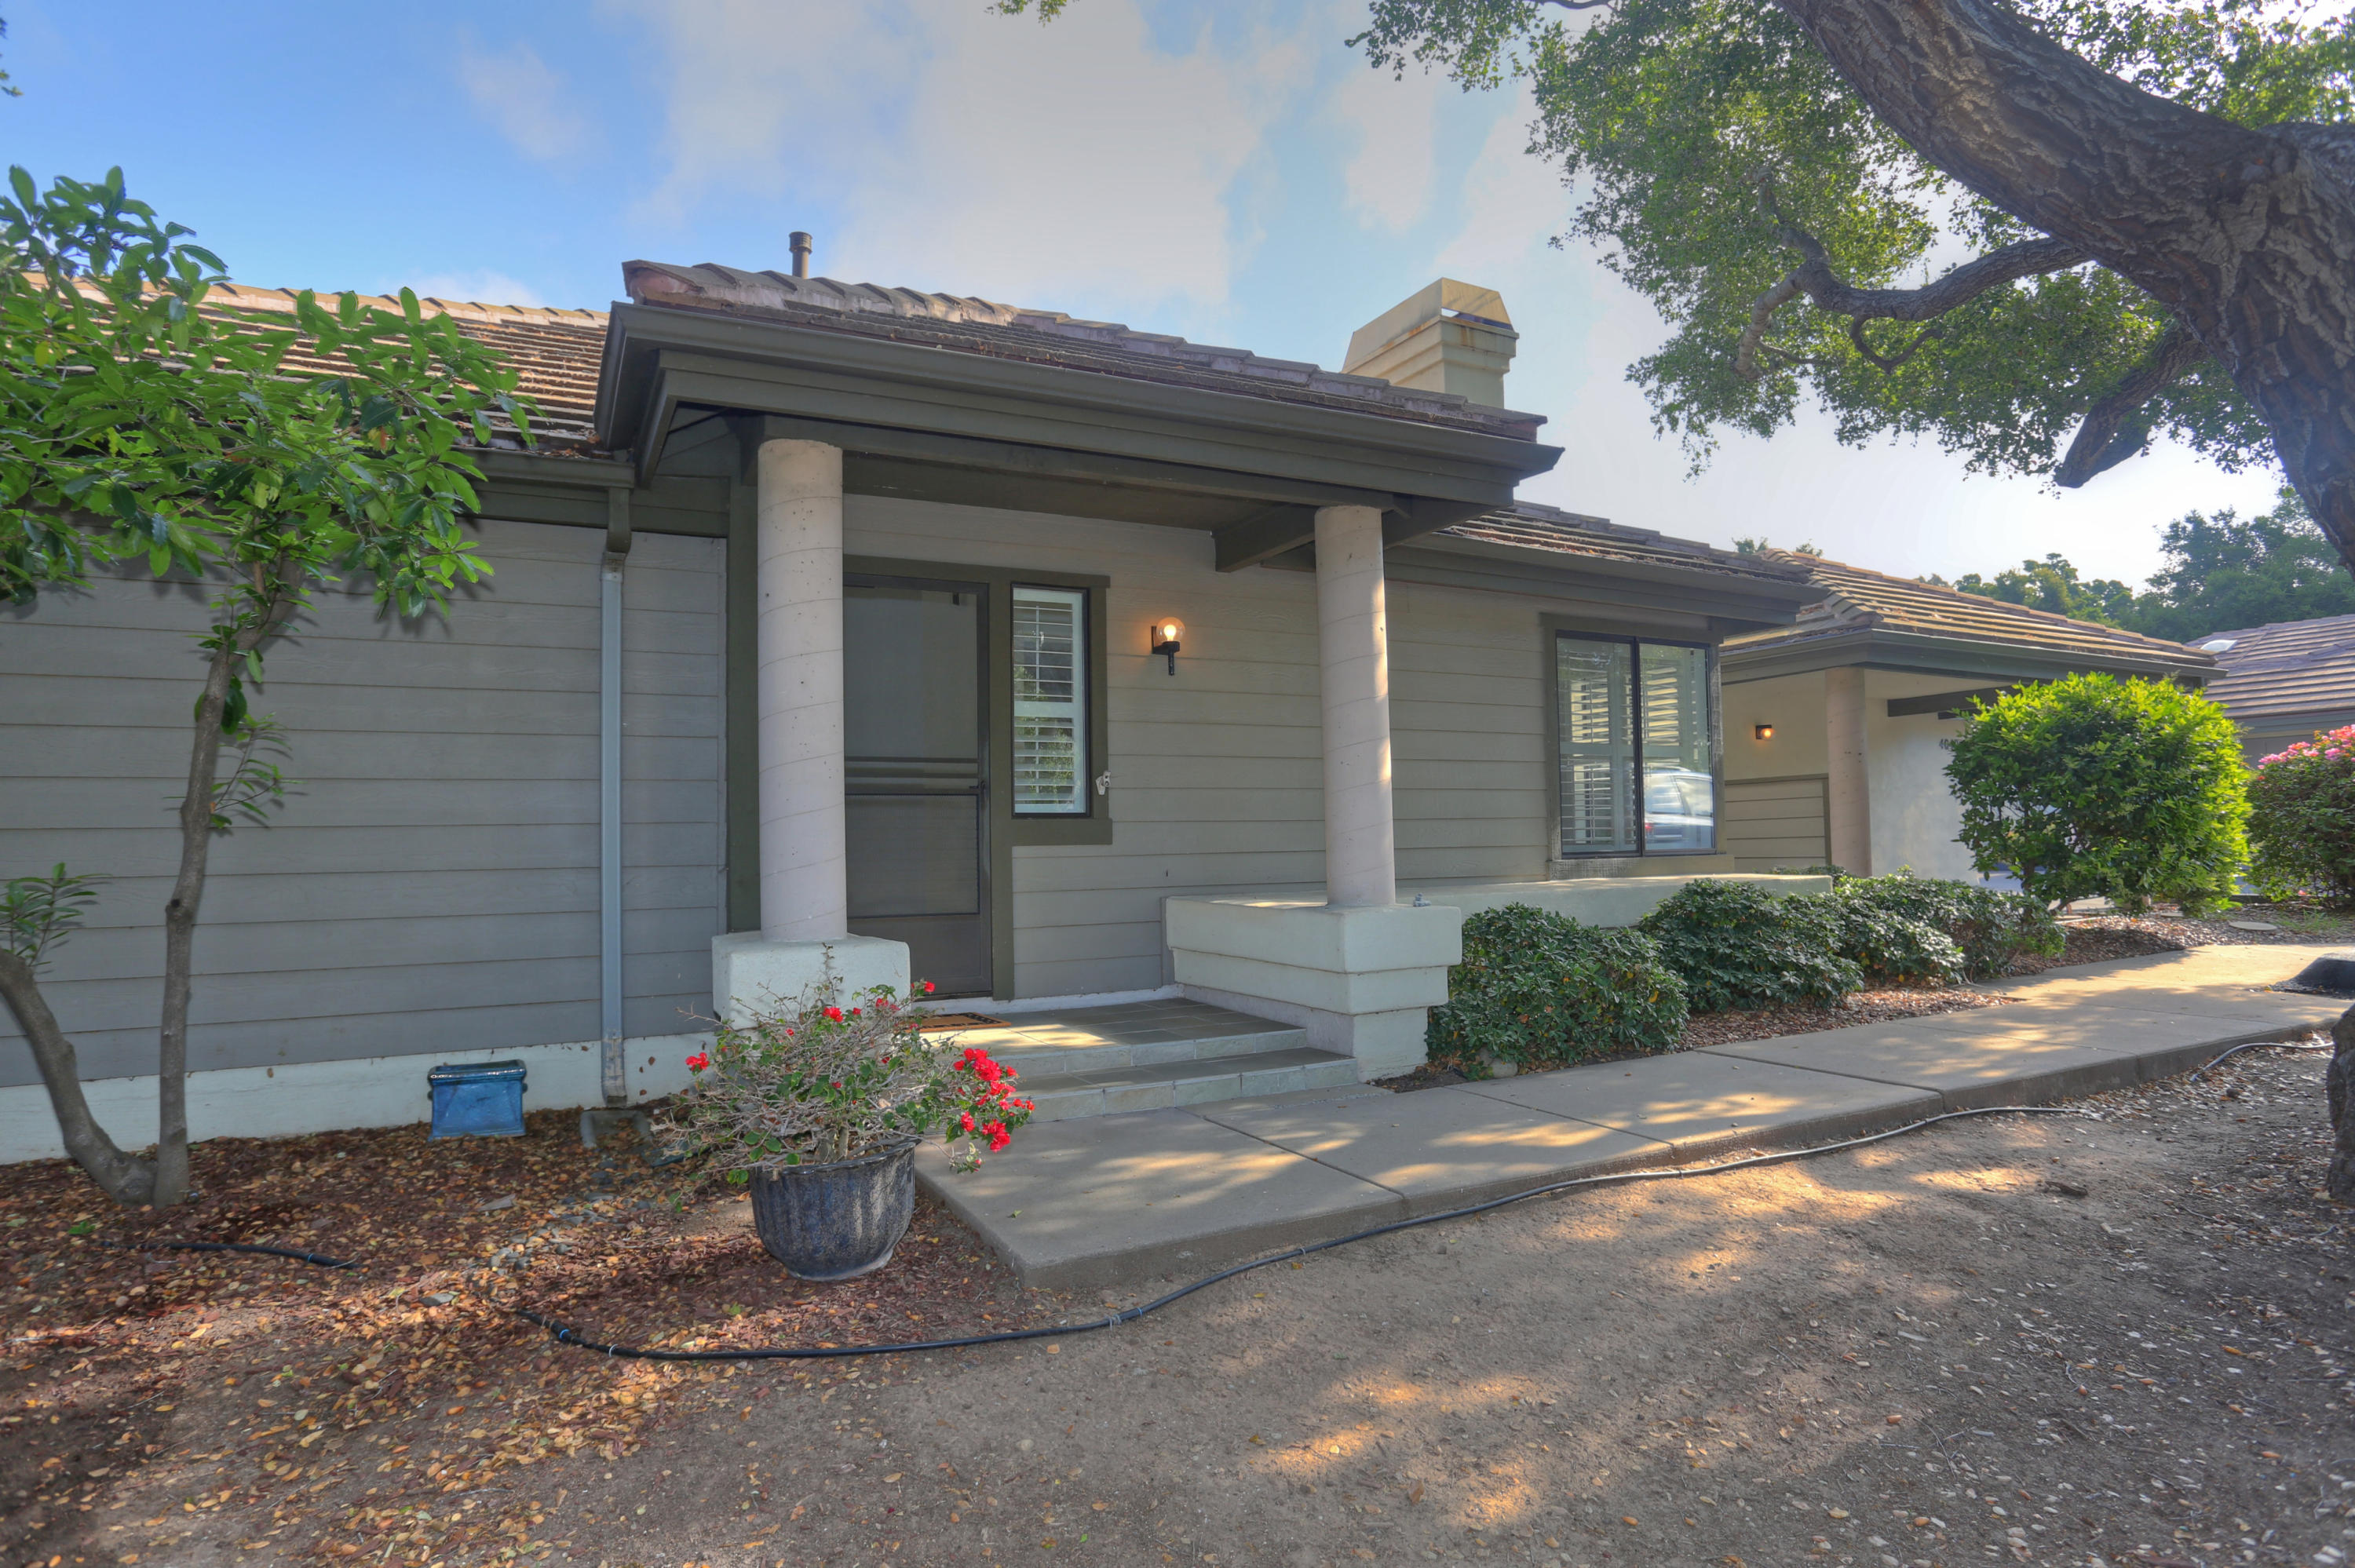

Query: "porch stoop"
left=944, top=999, right=1360, bottom=1121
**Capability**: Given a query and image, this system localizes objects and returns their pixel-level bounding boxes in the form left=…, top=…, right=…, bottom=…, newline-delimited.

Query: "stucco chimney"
left=1342, top=279, right=1517, bottom=407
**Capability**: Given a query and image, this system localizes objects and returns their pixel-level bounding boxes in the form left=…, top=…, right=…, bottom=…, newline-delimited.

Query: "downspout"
left=600, top=489, right=633, bottom=1105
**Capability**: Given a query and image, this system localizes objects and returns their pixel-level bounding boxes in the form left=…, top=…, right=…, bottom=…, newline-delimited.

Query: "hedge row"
left=1425, top=873, right=2061, bottom=1077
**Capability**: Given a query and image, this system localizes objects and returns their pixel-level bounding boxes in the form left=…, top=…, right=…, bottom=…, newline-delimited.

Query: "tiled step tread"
left=1029, top=1045, right=1344, bottom=1093
left=990, top=1027, right=1306, bottom=1077
left=1021, top=1047, right=1360, bottom=1121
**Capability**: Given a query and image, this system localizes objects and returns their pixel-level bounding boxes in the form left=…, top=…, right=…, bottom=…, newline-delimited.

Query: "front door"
left=843, top=576, right=992, bottom=996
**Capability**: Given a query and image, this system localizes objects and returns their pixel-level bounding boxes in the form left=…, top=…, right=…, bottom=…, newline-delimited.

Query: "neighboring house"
left=1719, top=552, right=2217, bottom=878
left=2187, top=613, right=2355, bottom=762
left=1, top=264, right=1824, bottom=1159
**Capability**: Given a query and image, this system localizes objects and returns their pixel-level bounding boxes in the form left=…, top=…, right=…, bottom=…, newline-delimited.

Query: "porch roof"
left=614, top=262, right=1549, bottom=440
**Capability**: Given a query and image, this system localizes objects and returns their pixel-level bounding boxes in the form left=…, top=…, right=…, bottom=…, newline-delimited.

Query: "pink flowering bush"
left=664, top=974, right=1033, bottom=1176
left=2248, top=724, right=2355, bottom=909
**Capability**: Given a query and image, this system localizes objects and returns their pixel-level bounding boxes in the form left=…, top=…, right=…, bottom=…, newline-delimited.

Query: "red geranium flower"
left=685, top=1052, right=710, bottom=1071
left=922, top=981, right=936, bottom=994
left=824, top=1006, right=844, bottom=1023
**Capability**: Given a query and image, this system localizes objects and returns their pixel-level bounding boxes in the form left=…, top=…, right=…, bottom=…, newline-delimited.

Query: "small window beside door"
left=1012, top=584, right=1090, bottom=815
left=1554, top=631, right=1717, bottom=855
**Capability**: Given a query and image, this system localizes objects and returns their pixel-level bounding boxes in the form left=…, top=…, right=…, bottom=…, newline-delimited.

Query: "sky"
left=1, top=0, right=2289, bottom=585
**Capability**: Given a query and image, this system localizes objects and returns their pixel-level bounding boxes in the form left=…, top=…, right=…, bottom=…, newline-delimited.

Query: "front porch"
left=951, top=997, right=1358, bottom=1121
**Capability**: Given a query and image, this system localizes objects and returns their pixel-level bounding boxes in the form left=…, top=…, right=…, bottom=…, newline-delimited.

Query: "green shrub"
left=1943, top=673, right=2248, bottom=913
left=1426, top=905, right=1688, bottom=1074
left=1828, top=870, right=2064, bottom=982
left=1634, top=879, right=1863, bottom=1012
left=2247, top=724, right=2355, bottom=909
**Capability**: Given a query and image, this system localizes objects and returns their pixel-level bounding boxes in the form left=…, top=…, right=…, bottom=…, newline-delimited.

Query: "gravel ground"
left=37, top=1034, right=2353, bottom=1568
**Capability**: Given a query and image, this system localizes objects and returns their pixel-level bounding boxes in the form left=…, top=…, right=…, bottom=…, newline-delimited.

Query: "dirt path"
left=28, top=1041, right=2355, bottom=1568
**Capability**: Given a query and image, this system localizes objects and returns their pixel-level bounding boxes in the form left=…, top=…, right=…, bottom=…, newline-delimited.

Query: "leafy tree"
left=1324, top=0, right=2355, bottom=567
left=2131, top=487, right=2355, bottom=639
left=1935, top=554, right=2141, bottom=625
left=0, top=169, right=528, bottom=1206
left=1938, top=487, right=2355, bottom=638
left=1944, top=673, right=2248, bottom=913
left=1733, top=536, right=1820, bottom=556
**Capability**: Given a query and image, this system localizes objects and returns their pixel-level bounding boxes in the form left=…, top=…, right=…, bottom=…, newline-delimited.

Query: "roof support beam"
left=1886, top=685, right=2013, bottom=718
left=1215, top=506, right=1318, bottom=571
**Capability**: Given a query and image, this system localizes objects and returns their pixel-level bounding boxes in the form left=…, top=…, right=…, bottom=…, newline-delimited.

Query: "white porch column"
left=1314, top=503, right=1397, bottom=908
left=757, top=438, right=849, bottom=939
left=1825, top=665, right=1872, bottom=877
left=711, top=438, right=907, bottom=1021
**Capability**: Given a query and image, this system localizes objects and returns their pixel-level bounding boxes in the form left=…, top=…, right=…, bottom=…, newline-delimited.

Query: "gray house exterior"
left=1, top=265, right=1820, bottom=1160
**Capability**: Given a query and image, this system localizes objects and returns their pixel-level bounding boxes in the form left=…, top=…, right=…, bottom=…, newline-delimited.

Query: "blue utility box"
left=427, top=1060, right=528, bottom=1139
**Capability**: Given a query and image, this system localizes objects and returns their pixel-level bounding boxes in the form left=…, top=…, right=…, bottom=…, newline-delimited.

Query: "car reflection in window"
left=1643, top=767, right=1715, bottom=849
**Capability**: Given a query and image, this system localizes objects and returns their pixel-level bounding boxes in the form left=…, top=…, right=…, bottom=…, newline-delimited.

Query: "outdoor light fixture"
left=1754, top=723, right=1775, bottom=740
left=1151, top=616, right=1184, bottom=675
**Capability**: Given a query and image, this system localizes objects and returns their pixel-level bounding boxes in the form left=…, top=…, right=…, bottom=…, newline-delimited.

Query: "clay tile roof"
left=619, top=261, right=1550, bottom=440
left=1726, top=549, right=2217, bottom=670
left=1437, top=502, right=1816, bottom=584
left=193, top=283, right=608, bottom=453
left=2191, top=612, right=2355, bottom=723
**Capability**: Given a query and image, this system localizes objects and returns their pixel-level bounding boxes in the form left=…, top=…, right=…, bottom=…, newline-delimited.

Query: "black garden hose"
left=133, top=1034, right=2337, bottom=1364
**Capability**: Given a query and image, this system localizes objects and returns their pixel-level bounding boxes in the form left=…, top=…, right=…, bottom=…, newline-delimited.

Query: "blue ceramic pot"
left=747, top=1139, right=917, bottom=1282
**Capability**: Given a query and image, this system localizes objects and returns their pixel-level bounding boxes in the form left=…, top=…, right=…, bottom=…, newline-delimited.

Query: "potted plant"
left=667, top=975, right=1033, bottom=1281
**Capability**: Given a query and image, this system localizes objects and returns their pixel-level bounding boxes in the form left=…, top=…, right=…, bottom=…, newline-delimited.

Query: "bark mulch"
left=0, top=1111, right=1066, bottom=1566
left=2007, top=900, right=2355, bottom=975
left=1670, top=983, right=2010, bottom=1050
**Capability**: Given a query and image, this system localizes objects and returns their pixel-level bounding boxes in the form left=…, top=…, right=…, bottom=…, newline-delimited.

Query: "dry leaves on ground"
left=0, top=1111, right=1064, bottom=1566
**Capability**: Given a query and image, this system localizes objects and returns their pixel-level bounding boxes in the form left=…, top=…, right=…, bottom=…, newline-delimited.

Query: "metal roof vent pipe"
left=790, top=231, right=813, bottom=278
left=1342, top=279, right=1517, bottom=408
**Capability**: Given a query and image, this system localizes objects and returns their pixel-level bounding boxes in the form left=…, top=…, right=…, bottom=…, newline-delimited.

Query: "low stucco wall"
left=1418, top=873, right=1831, bottom=927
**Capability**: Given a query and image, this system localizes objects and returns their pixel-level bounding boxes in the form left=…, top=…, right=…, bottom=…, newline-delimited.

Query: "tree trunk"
left=152, top=644, right=239, bottom=1207
left=0, top=947, right=155, bottom=1204
left=1770, top=0, right=2355, bottom=569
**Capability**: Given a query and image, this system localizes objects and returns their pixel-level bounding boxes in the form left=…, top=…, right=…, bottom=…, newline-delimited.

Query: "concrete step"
left=944, top=999, right=1312, bottom=1080
left=1018, top=1045, right=1361, bottom=1121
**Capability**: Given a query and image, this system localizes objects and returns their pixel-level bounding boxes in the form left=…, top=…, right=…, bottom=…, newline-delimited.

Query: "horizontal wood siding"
left=1723, top=775, right=1830, bottom=872
left=0, top=520, right=725, bottom=1086
left=845, top=498, right=1559, bottom=998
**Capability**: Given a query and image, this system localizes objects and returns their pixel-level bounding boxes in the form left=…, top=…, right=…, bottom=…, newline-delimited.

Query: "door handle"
left=1094, top=771, right=1113, bottom=797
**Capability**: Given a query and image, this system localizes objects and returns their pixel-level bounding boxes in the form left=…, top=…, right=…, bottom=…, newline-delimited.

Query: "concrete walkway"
left=915, top=943, right=2350, bottom=1290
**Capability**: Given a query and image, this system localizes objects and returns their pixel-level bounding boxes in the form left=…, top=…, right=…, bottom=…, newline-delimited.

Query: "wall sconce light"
left=1150, top=616, right=1184, bottom=676
left=1754, top=723, right=1775, bottom=740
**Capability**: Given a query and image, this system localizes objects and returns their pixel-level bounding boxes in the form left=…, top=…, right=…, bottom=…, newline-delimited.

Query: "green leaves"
left=1636, top=878, right=1864, bottom=1012
left=2, top=864, right=108, bottom=973
left=1428, top=904, right=1689, bottom=1073
left=0, top=166, right=530, bottom=637
left=1350, top=0, right=2343, bottom=480
left=2245, top=724, right=2355, bottom=908
left=1944, top=673, right=2251, bottom=913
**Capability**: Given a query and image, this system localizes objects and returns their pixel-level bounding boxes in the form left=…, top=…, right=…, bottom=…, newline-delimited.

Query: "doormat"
left=918, top=1012, right=1007, bottom=1030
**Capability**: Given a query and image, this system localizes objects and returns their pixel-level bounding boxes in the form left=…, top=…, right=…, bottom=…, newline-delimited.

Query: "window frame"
left=1010, top=582, right=1094, bottom=819
left=1544, top=622, right=1723, bottom=861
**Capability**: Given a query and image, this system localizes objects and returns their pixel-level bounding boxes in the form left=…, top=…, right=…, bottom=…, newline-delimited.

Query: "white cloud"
left=1331, top=62, right=1437, bottom=232
left=1433, top=94, right=1570, bottom=282
left=456, top=38, right=592, bottom=163
left=612, top=0, right=1309, bottom=316
left=609, top=0, right=900, bottom=225
left=393, top=271, right=550, bottom=309
left=837, top=2, right=1305, bottom=314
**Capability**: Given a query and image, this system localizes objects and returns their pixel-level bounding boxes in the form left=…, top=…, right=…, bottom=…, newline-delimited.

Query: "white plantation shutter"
left=1556, top=636, right=1636, bottom=853
left=1013, top=585, right=1088, bottom=814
